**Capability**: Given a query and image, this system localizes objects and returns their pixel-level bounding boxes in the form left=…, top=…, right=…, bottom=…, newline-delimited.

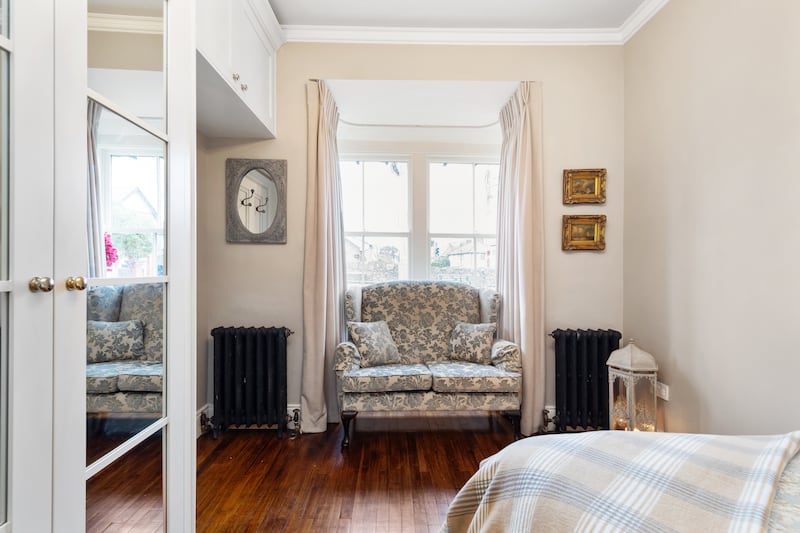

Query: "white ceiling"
left=268, top=0, right=669, bottom=44
left=270, top=0, right=647, bottom=30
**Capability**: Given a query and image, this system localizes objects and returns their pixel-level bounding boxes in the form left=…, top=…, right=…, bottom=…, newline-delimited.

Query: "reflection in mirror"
left=88, top=0, right=164, bottom=132
left=0, top=294, right=8, bottom=524
left=87, top=429, right=163, bottom=531
left=0, top=49, right=7, bottom=526
left=86, top=282, right=165, bottom=466
left=237, top=168, right=279, bottom=234
left=88, top=101, right=166, bottom=279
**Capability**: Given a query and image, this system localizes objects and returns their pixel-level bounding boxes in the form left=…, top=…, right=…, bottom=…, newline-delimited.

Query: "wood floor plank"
left=87, top=411, right=515, bottom=531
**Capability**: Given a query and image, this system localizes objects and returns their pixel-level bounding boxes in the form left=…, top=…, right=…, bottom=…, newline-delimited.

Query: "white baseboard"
left=196, top=403, right=302, bottom=438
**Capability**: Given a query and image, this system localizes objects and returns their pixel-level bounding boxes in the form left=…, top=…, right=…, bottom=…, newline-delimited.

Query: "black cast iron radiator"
left=210, top=326, right=291, bottom=439
left=548, top=328, right=622, bottom=432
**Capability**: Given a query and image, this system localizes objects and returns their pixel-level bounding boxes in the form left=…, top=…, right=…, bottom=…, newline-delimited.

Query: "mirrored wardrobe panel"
left=88, top=0, right=165, bottom=132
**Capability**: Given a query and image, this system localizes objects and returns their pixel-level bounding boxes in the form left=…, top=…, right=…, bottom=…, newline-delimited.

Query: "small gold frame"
left=562, top=215, right=606, bottom=251
left=563, top=168, right=607, bottom=204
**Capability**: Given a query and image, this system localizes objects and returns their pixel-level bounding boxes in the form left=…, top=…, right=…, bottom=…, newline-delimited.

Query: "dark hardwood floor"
left=87, top=411, right=516, bottom=532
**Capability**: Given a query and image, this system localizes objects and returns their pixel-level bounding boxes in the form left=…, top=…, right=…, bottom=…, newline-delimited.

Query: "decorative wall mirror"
left=226, top=158, right=287, bottom=243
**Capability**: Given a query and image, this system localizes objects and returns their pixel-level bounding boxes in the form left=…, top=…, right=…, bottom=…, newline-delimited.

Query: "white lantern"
left=607, top=339, right=658, bottom=432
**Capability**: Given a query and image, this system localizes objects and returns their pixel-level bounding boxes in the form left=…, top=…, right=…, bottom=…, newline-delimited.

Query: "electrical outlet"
left=656, top=381, right=669, bottom=401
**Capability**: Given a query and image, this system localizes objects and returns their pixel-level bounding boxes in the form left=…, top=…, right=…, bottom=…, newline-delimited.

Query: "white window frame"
left=340, top=152, right=500, bottom=289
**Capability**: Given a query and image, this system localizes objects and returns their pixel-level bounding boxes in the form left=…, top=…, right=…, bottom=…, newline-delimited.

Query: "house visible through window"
left=340, top=157, right=499, bottom=289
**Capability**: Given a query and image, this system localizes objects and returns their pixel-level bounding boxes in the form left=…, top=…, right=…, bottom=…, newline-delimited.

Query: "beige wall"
left=624, top=0, right=800, bottom=433
left=196, top=43, right=626, bottom=417
left=88, top=31, right=163, bottom=71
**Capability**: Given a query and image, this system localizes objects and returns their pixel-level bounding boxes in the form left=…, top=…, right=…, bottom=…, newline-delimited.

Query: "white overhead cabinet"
left=196, top=0, right=284, bottom=138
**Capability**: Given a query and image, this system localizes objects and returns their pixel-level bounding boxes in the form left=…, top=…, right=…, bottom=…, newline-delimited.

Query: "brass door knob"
left=65, top=276, right=87, bottom=291
left=28, top=276, right=55, bottom=293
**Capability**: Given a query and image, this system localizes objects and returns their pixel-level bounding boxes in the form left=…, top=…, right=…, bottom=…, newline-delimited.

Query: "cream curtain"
left=301, top=80, right=347, bottom=433
left=497, top=81, right=546, bottom=436
left=87, top=99, right=104, bottom=278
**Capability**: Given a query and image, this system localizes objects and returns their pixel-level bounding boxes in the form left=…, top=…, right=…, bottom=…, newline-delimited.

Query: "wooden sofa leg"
left=341, top=411, right=358, bottom=449
left=508, top=410, right=522, bottom=441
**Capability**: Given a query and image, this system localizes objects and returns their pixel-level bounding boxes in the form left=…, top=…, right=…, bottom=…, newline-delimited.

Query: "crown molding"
left=88, top=13, right=162, bottom=35
left=246, top=0, right=286, bottom=50
left=279, top=0, right=670, bottom=46
left=282, top=25, right=626, bottom=46
left=619, top=0, right=670, bottom=43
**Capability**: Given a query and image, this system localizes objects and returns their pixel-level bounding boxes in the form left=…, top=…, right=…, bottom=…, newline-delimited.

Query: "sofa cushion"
left=450, top=322, right=496, bottom=364
left=359, top=281, right=482, bottom=365
left=426, top=361, right=521, bottom=394
left=86, top=391, right=162, bottom=414
left=119, top=283, right=164, bottom=362
left=347, top=320, right=401, bottom=368
left=87, top=285, right=123, bottom=322
left=86, top=361, right=163, bottom=393
left=117, top=363, right=163, bottom=392
left=341, top=364, right=432, bottom=393
left=87, top=320, right=145, bottom=363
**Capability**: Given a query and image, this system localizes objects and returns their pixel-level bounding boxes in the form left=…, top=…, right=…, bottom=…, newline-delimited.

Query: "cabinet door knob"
left=232, top=73, right=240, bottom=81
left=65, top=276, right=87, bottom=291
left=28, top=276, right=55, bottom=293
left=241, top=83, right=248, bottom=92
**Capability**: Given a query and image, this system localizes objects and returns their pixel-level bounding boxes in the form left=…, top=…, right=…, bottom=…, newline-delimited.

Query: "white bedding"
left=442, top=430, right=800, bottom=533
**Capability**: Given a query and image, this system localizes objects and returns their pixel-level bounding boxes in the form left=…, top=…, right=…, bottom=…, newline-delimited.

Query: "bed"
left=442, top=430, right=800, bottom=532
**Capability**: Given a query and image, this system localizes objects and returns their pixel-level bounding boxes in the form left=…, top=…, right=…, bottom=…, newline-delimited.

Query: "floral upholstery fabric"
left=86, top=391, right=162, bottom=414
left=491, top=340, right=523, bottom=373
left=86, top=361, right=163, bottom=393
left=87, top=320, right=145, bottom=363
left=336, top=281, right=521, bottom=418
left=427, top=361, right=521, bottom=393
left=450, top=322, right=496, bottom=364
left=117, top=363, right=163, bottom=392
left=86, top=282, right=165, bottom=414
left=87, top=285, right=123, bottom=322
left=119, top=283, right=164, bottom=362
left=347, top=320, right=401, bottom=367
left=340, top=364, right=432, bottom=393
left=341, top=391, right=519, bottom=412
left=357, top=281, right=483, bottom=364
left=334, top=342, right=361, bottom=372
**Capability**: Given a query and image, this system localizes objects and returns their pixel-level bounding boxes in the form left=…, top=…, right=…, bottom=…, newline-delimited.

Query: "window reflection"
left=89, top=102, right=166, bottom=278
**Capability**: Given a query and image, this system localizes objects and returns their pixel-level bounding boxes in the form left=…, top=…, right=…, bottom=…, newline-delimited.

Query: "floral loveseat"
left=335, top=281, right=522, bottom=448
left=86, top=283, right=164, bottom=415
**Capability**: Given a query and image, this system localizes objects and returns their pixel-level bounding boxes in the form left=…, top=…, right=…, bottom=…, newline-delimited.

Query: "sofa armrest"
left=334, top=341, right=362, bottom=373
left=491, top=340, right=522, bottom=373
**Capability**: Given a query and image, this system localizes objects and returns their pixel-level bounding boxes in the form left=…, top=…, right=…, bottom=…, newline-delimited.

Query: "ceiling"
left=270, top=0, right=646, bottom=30
left=268, top=0, right=669, bottom=44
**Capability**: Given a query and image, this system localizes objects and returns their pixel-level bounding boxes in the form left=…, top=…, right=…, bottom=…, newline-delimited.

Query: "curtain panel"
left=497, top=81, right=546, bottom=436
left=87, top=99, right=104, bottom=278
left=301, top=80, right=347, bottom=432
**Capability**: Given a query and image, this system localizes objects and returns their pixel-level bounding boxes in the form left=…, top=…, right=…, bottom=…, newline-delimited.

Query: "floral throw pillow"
left=347, top=320, right=401, bottom=368
left=449, top=322, right=496, bottom=365
left=87, top=320, right=146, bottom=363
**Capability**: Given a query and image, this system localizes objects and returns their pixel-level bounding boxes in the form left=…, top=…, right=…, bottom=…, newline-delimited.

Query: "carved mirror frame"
left=225, top=158, right=287, bottom=243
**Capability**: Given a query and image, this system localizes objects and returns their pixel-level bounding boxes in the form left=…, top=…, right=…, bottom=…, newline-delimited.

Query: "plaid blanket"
left=442, top=430, right=800, bottom=533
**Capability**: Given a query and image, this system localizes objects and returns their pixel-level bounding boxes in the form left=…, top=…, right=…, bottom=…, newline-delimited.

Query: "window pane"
left=346, top=235, right=408, bottom=287
left=429, top=163, right=474, bottom=234
left=430, top=236, right=496, bottom=290
left=474, top=164, right=499, bottom=234
left=363, top=161, right=408, bottom=232
left=340, top=160, right=363, bottom=232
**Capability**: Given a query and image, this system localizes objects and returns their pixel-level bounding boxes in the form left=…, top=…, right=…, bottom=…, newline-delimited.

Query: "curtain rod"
left=339, top=118, right=499, bottom=129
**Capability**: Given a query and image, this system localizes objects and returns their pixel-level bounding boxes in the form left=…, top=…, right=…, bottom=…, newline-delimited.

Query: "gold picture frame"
left=562, top=215, right=606, bottom=251
left=563, top=168, right=607, bottom=204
